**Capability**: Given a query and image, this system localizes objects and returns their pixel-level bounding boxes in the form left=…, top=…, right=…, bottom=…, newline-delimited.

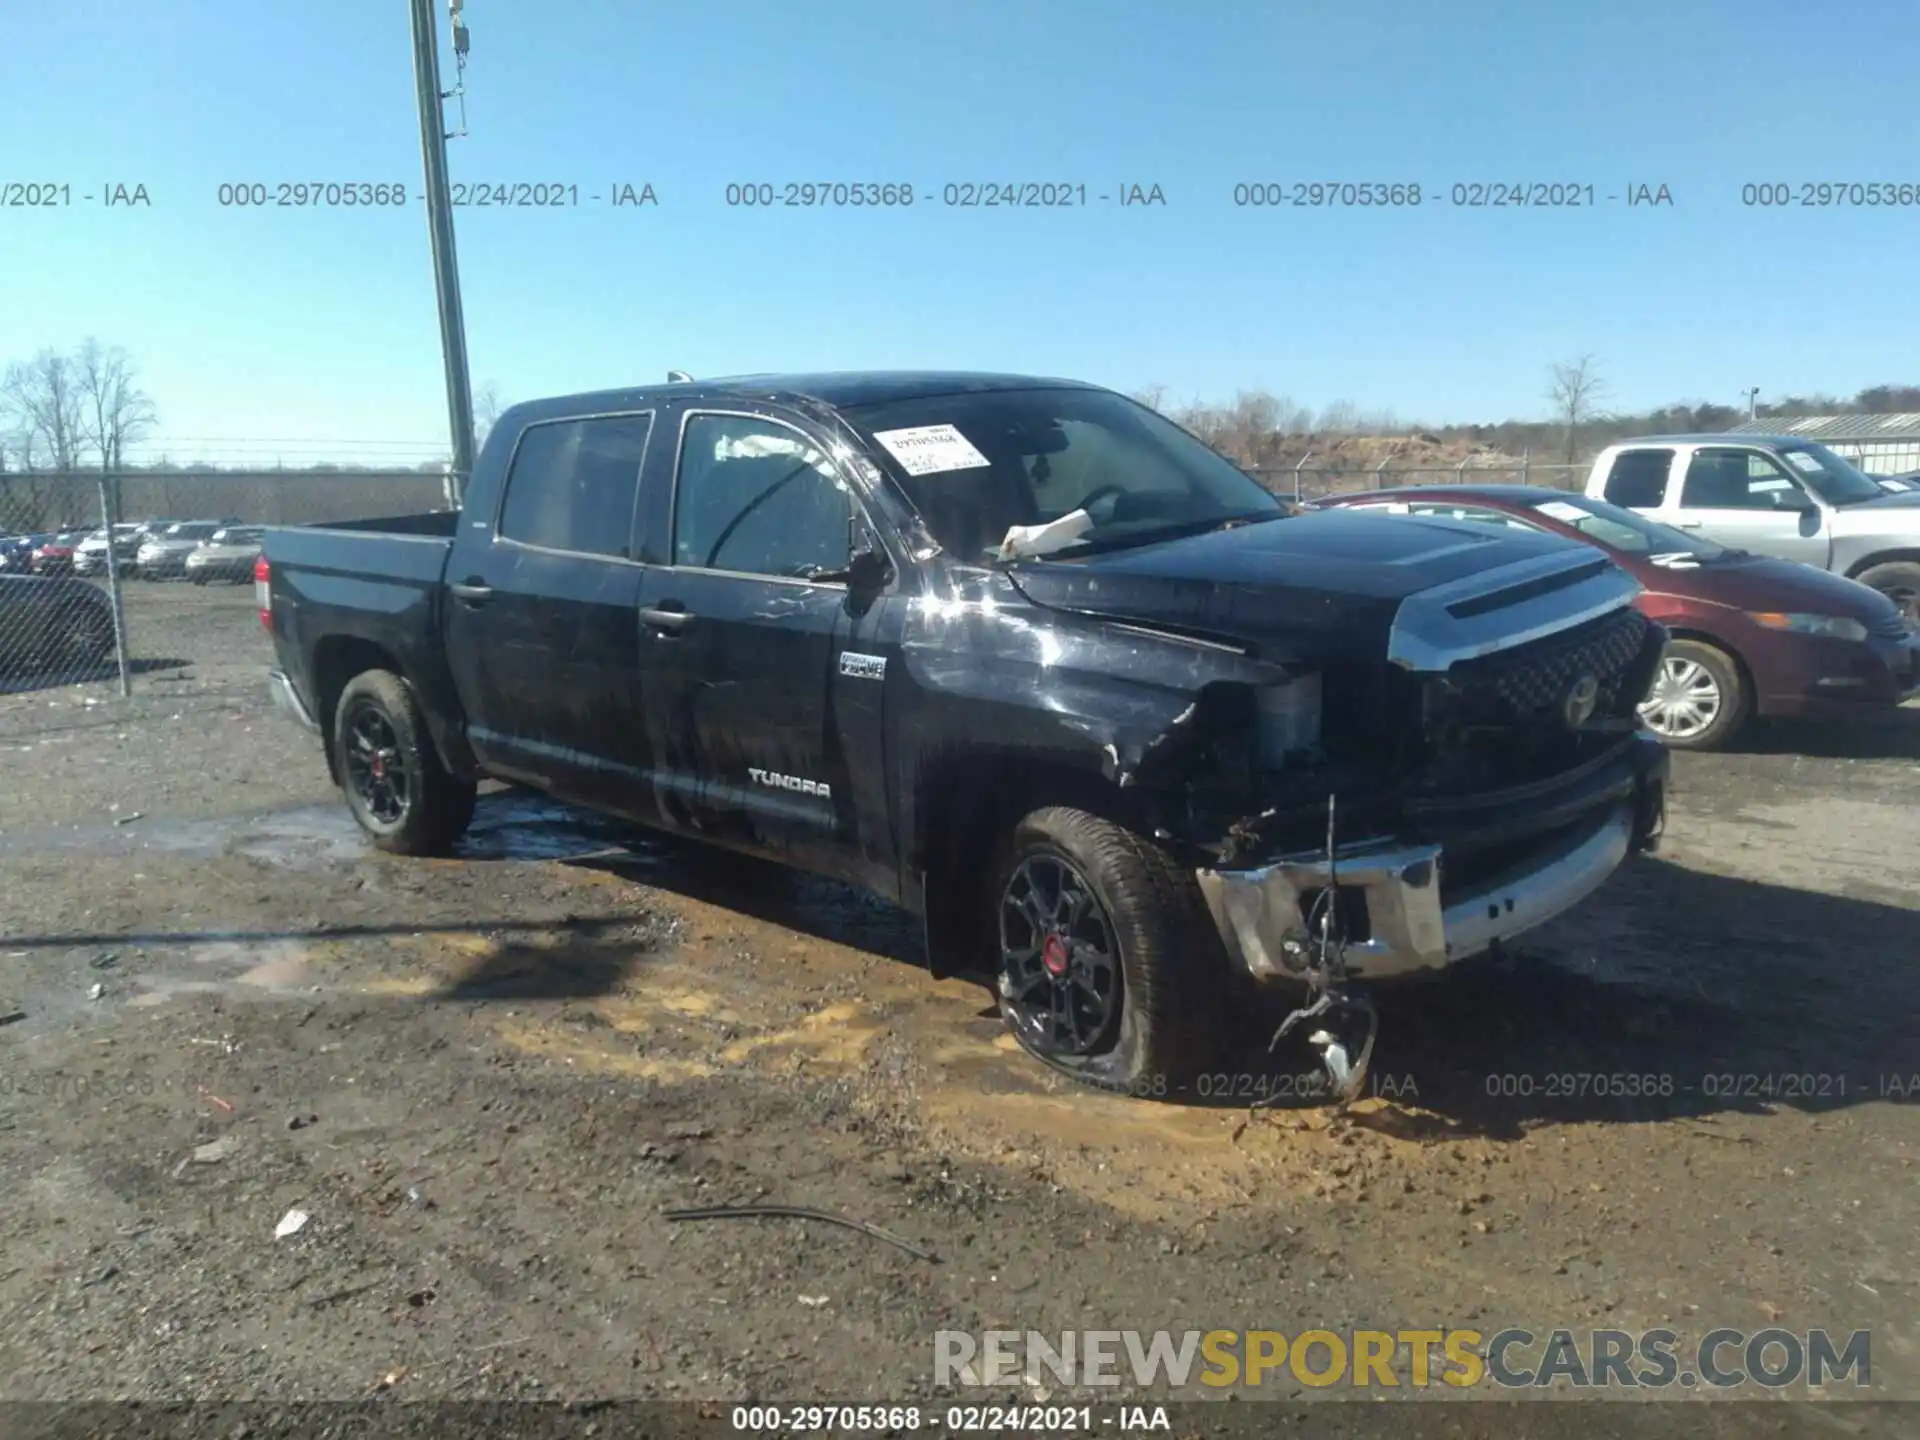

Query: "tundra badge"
left=839, top=651, right=886, bottom=681
left=749, top=768, right=831, bottom=799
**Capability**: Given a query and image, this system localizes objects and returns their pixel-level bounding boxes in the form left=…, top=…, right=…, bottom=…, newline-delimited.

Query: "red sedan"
left=29, top=532, right=80, bottom=576
left=1316, top=484, right=1920, bottom=750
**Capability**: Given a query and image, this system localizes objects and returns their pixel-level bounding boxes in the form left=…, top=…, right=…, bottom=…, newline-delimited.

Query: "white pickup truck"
left=1584, top=434, right=1920, bottom=623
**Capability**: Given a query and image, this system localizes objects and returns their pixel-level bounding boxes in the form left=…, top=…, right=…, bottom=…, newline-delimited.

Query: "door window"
left=1679, top=448, right=1811, bottom=511
left=497, top=413, right=654, bottom=559
left=1601, top=450, right=1674, bottom=508
left=672, top=415, right=853, bottom=580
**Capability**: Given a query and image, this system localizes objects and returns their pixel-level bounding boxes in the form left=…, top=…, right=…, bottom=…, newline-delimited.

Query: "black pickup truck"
left=261, top=371, right=1670, bottom=1095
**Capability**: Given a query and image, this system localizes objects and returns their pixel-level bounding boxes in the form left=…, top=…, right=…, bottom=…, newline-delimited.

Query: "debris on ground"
left=274, top=1207, right=311, bottom=1239
left=192, top=1136, right=239, bottom=1164
left=664, top=1121, right=714, bottom=1140
left=663, top=1203, right=943, bottom=1263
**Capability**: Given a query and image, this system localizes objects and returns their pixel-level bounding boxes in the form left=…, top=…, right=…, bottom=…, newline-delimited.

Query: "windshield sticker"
left=1781, top=450, right=1823, bottom=475
left=872, top=424, right=991, bottom=476
left=1535, top=500, right=1588, bottom=524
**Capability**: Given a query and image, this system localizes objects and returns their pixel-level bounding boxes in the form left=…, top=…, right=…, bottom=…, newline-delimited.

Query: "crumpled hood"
left=1004, top=509, right=1590, bottom=659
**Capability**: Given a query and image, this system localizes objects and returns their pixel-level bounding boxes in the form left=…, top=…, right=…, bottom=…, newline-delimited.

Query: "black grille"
left=1451, top=606, right=1652, bottom=716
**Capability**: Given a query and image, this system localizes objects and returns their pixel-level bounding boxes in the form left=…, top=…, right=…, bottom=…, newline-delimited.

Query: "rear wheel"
left=332, top=669, right=477, bottom=855
left=1638, top=638, right=1749, bottom=750
left=992, top=806, right=1225, bottom=1096
left=1854, top=560, right=1920, bottom=627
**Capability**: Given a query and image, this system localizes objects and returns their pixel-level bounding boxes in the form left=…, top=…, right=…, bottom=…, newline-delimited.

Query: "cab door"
left=631, top=406, right=902, bottom=887
left=442, top=410, right=657, bottom=811
left=1667, top=446, right=1831, bottom=566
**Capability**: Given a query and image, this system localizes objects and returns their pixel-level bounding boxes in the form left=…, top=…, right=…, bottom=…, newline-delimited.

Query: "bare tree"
left=1547, top=354, right=1608, bottom=465
left=473, top=380, right=505, bottom=449
left=1314, top=400, right=1361, bottom=434
left=76, top=338, right=156, bottom=521
left=2, top=347, right=88, bottom=471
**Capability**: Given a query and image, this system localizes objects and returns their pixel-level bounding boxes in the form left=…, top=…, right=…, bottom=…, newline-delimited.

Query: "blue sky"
left=4, top=0, right=1917, bottom=464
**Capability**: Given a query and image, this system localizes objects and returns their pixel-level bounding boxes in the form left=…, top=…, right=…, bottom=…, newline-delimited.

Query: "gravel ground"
left=1, top=584, right=1917, bottom=1436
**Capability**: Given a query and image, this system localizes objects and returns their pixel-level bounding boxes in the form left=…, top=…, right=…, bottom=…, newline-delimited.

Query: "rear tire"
left=991, top=806, right=1226, bottom=1097
left=1854, top=560, right=1920, bottom=627
left=1638, top=638, right=1749, bottom=750
left=331, top=669, right=477, bottom=856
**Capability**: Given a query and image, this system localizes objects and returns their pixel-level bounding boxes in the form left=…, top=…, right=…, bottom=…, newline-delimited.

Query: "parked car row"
left=1308, top=432, right=1919, bottom=752
left=0, top=519, right=263, bottom=582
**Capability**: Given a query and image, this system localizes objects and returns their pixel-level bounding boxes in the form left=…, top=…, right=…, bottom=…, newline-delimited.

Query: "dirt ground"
left=2, top=584, right=1918, bottom=1433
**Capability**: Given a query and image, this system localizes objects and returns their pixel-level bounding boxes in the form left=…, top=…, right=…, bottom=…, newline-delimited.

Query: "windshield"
left=840, top=386, right=1287, bottom=562
left=1774, top=443, right=1885, bottom=506
left=1528, top=492, right=1728, bottom=558
left=167, top=522, right=221, bottom=540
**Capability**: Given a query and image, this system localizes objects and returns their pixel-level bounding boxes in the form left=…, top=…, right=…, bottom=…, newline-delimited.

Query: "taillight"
left=255, top=553, right=272, bottom=631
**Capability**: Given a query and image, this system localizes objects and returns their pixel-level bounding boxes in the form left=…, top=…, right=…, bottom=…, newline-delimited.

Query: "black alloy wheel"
left=998, top=850, right=1124, bottom=1058
left=342, top=699, right=411, bottom=827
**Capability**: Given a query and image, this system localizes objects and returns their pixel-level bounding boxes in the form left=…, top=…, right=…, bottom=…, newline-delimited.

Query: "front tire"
left=1638, top=638, right=1749, bottom=750
left=992, top=806, right=1226, bottom=1096
left=332, top=669, right=477, bottom=855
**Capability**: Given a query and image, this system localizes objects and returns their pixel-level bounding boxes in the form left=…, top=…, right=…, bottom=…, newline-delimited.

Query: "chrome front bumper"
left=269, top=669, right=321, bottom=733
left=1195, top=801, right=1637, bottom=982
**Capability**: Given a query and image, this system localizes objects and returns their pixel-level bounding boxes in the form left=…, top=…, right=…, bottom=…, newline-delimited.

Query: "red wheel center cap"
left=1041, top=934, right=1070, bottom=977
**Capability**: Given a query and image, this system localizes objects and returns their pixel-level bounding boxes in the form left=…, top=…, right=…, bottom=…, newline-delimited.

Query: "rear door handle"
left=449, top=580, right=493, bottom=603
left=640, top=605, right=693, bottom=633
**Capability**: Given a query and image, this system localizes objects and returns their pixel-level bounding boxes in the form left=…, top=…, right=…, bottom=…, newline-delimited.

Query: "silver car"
left=185, top=525, right=266, bottom=583
left=73, top=523, right=144, bottom=576
left=134, top=520, right=225, bottom=579
left=1586, top=435, right=1920, bottom=623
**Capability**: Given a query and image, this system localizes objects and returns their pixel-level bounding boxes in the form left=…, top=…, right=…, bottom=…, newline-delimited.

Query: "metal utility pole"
left=1743, top=387, right=1760, bottom=420
left=410, top=0, right=475, bottom=504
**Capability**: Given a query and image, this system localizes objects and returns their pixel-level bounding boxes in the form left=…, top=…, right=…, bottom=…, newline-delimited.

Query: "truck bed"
left=261, top=511, right=464, bottom=754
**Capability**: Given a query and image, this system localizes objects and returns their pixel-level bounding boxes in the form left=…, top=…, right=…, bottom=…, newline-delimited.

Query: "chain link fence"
left=1249, top=461, right=1591, bottom=502
left=0, top=469, right=449, bottom=705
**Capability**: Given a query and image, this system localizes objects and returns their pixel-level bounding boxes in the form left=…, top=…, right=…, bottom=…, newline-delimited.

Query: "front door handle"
left=450, top=580, right=493, bottom=603
left=640, top=605, right=694, bottom=633
left=1673, top=519, right=1702, bottom=529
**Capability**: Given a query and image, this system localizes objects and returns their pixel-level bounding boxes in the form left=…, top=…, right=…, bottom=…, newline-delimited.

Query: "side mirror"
left=847, top=545, right=892, bottom=593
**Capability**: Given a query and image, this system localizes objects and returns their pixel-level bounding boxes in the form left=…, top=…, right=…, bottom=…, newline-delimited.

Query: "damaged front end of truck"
left=1098, top=547, right=1669, bottom=1098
